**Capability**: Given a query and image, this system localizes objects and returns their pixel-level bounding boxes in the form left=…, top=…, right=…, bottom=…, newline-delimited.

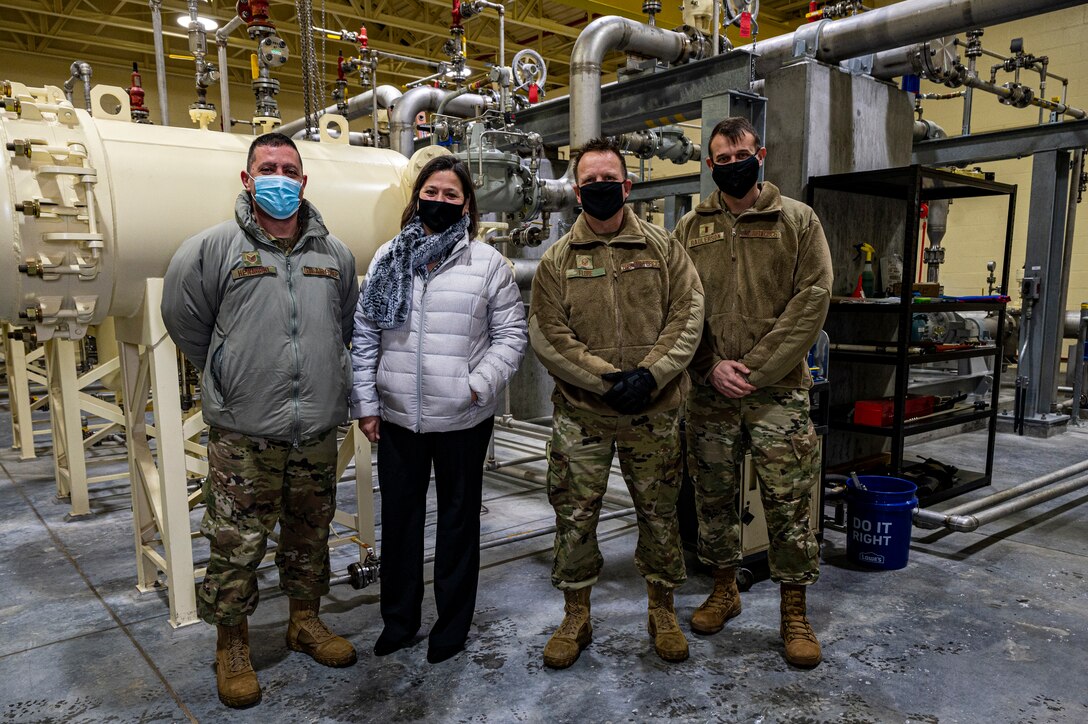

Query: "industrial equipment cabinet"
left=807, top=165, right=1016, bottom=505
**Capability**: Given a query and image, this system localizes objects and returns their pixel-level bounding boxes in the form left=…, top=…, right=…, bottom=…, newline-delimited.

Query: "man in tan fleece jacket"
left=674, top=117, right=832, bottom=668
left=529, top=137, right=704, bottom=668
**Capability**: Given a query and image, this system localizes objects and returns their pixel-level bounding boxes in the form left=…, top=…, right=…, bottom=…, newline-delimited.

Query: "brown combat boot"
left=543, top=587, right=592, bottom=669
left=690, top=567, right=742, bottom=635
left=780, top=583, right=822, bottom=667
left=286, top=598, right=358, bottom=667
left=646, top=582, right=689, bottom=663
left=215, top=619, right=261, bottom=708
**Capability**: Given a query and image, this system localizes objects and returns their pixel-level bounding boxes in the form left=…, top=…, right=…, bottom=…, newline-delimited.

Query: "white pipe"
left=148, top=0, right=169, bottom=125
left=743, top=0, right=1088, bottom=79
left=278, top=86, right=402, bottom=138
left=569, top=16, right=700, bottom=152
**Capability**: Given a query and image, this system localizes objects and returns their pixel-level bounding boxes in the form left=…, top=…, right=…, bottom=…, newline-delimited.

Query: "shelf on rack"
left=829, top=300, right=1008, bottom=314
left=830, top=407, right=992, bottom=437
left=830, top=346, right=1000, bottom=364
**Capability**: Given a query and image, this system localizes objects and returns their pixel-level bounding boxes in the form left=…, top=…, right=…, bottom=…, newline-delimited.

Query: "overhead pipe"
left=278, top=86, right=402, bottom=138
left=389, top=86, right=493, bottom=157
left=148, top=0, right=169, bottom=125
left=742, top=0, right=1088, bottom=79
left=569, top=16, right=706, bottom=152
left=215, top=14, right=245, bottom=132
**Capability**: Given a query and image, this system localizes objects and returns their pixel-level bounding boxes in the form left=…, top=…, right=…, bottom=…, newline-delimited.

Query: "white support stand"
left=3, top=325, right=49, bottom=459
left=115, top=279, right=375, bottom=628
left=43, top=333, right=126, bottom=518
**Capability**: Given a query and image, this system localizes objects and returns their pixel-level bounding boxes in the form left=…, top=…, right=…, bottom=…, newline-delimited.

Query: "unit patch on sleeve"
left=302, top=266, right=341, bottom=279
left=620, top=259, right=662, bottom=272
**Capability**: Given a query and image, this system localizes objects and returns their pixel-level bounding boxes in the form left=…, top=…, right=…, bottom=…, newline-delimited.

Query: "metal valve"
left=346, top=547, right=381, bottom=589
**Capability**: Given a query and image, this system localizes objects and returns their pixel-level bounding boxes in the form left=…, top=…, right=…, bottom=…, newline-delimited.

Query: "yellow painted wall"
left=915, top=5, right=1088, bottom=310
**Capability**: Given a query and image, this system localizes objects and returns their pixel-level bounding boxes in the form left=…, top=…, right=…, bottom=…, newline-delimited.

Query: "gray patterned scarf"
left=361, top=214, right=469, bottom=329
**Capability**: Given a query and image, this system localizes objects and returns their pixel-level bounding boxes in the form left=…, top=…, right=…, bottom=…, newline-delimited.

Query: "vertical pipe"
left=371, top=65, right=379, bottom=144
left=962, top=54, right=976, bottom=136
left=1056, top=148, right=1084, bottom=361
left=149, top=0, right=170, bottom=125
left=217, top=40, right=231, bottom=131
left=712, top=0, right=721, bottom=56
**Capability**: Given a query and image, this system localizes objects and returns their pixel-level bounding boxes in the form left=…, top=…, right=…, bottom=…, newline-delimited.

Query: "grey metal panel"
left=1022, top=150, right=1074, bottom=421
left=627, top=174, right=700, bottom=203
left=700, top=92, right=766, bottom=198
left=516, top=51, right=755, bottom=147
left=763, top=60, right=914, bottom=201
left=912, top=119, right=1088, bottom=166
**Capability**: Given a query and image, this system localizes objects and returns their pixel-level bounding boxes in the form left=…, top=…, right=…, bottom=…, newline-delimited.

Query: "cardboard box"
left=890, top=282, right=941, bottom=297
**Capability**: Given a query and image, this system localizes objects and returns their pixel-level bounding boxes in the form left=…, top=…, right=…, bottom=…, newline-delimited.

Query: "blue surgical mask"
left=251, top=174, right=302, bottom=219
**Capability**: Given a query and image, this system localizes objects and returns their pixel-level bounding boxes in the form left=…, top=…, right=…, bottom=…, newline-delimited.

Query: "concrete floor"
left=2, top=400, right=1088, bottom=723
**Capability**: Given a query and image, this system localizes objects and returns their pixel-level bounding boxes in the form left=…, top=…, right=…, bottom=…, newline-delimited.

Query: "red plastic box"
left=854, top=396, right=935, bottom=427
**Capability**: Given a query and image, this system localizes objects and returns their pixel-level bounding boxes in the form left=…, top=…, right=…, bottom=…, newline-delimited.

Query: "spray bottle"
left=854, top=243, right=877, bottom=298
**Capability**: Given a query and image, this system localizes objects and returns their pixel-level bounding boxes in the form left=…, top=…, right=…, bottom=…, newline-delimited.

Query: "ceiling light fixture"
left=176, top=15, right=219, bottom=32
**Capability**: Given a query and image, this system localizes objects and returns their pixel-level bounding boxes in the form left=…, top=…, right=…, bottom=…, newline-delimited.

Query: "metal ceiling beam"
left=416, top=0, right=582, bottom=38
left=548, top=0, right=683, bottom=27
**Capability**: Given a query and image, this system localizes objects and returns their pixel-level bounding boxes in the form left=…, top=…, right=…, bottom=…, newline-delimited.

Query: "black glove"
left=601, top=368, right=657, bottom=415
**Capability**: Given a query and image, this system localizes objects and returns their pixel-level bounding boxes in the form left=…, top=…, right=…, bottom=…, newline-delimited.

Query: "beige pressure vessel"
left=1, top=81, right=408, bottom=340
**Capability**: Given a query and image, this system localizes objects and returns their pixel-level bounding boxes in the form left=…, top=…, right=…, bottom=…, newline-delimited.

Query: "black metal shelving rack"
left=808, top=165, right=1016, bottom=505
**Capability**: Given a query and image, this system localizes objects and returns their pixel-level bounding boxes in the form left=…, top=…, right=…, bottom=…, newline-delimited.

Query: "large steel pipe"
left=389, top=86, right=492, bottom=157
left=569, top=16, right=701, bottom=151
left=279, top=85, right=403, bottom=138
left=744, top=0, right=1088, bottom=78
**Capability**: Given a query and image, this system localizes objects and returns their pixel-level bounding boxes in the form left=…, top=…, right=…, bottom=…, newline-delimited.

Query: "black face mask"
left=578, top=181, right=626, bottom=221
left=711, top=155, right=761, bottom=198
left=418, top=199, right=465, bottom=234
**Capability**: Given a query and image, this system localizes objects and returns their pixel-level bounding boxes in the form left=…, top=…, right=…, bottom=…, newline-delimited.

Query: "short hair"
left=572, top=137, right=628, bottom=183
left=246, top=133, right=303, bottom=173
left=401, top=155, right=480, bottom=239
left=708, top=117, right=762, bottom=151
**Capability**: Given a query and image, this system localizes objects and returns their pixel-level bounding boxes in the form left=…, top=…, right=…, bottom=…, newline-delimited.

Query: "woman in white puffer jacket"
left=350, top=155, right=527, bottom=664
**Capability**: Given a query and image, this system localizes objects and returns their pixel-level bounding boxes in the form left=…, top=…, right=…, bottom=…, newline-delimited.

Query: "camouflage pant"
left=547, top=397, right=686, bottom=590
left=685, top=384, right=820, bottom=585
left=197, top=426, right=338, bottom=626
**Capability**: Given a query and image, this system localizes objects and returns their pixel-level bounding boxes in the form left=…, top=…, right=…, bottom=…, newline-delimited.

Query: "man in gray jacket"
left=162, top=133, right=359, bottom=708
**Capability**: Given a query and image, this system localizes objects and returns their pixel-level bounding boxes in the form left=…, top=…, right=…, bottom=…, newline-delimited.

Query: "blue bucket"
left=846, top=476, right=918, bottom=570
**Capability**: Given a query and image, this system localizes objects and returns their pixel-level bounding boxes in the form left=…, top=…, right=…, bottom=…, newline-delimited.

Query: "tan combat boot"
left=646, top=582, right=689, bottom=663
left=780, top=583, right=822, bottom=667
left=286, top=598, right=358, bottom=667
left=215, top=619, right=261, bottom=708
left=543, top=587, right=592, bottom=669
left=691, top=567, right=742, bottom=635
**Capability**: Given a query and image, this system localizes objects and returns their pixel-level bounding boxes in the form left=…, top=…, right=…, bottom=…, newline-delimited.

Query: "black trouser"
left=376, top=417, right=494, bottom=649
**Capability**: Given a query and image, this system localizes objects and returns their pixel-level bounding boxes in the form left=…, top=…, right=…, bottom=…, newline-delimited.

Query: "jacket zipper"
left=416, top=274, right=429, bottom=432
left=285, top=252, right=303, bottom=447
left=608, top=245, right=623, bottom=364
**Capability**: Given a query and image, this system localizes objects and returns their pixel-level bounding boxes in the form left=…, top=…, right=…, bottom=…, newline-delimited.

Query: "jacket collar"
left=569, top=206, right=647, bottom=247
left=694, top=182, right=784, bottom=217
left=234, top=191, right=330, bottom=251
